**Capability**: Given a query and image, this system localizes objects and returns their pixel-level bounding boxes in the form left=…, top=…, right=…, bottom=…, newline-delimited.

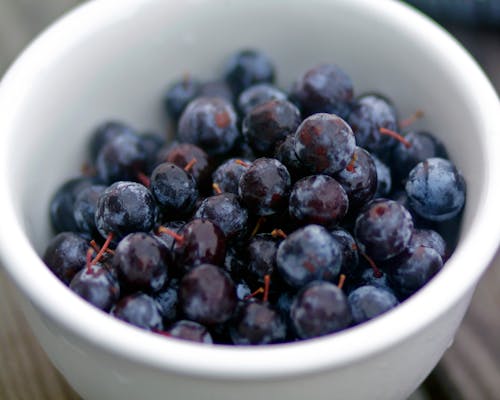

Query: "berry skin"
left=95, top=181, right=158, bottom=241
left=276, top=225, right=342, bottom=288
left=410, top=228, right=447, bottom=261
left=274, top=134, right=305, bottom=181
left=150, top=162, right=198, bottom=215
left=180, top=264, right=237, bottom=325
left=405, top=158, right=466, bottom=222
left=173, top=219, right=226, bottom=272
left=354, top=199, right=414, bottom=261
left=347, top=94, right=399, bottom=159
left=211, top=158, right=251, bottom=195
left=43, top=232, right=89, bottom=284
left=194, top=193, right=248, bottom=240
left=113, top=233, right=171, bottom=293
left=330, top=228, right=359, bottom=278
left=69, top=263, right=120, bottom=312
left=348, top=285, right=399, bottom=324
left=163, top=76, right=201, bottom=122
left=49, top=177, right=96, bottom=234
left=372, top=154, right=392, bottom=197
left=246, top=234, right=280, bottom=282
left=388, top=246, right=443, bottom=299
left=95, top=133, right=147, bottom=184
left=289, top=175, right=348, bottom=228
left=242, top=99, right=301, bottom=156
left=224, top=49, right=275, bottom=95
left=237, top=83, right=287, bottom=116
left=229, top=301, right=287, bottom=345
left=238, top=158, right=291, bottom=216
left=89, top=120, right=136, bottom=163
left=153, top=281, right=179, bottom=323
left=167, top=320, right=213, bottom=344
left=391, top=131, right=447, bottom=184
left=335, top=147, right=377, bottom=210
left=294, top=113, right=356, bottom=175
left=73, top=184, right=107, bottom=236
left=177, top=97, right=240, bottom=156
left=290, top=64, right=354, bottom=119
left=111, top=293, right=164, bottom=331
left=290, top=281, right=352, bottom=339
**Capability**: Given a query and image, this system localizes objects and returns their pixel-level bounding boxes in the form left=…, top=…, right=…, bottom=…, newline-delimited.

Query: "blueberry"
left=334, top=147, right=377, bottom=210
left=69, top=263, right=120, bottom=312
left=237, top=83, right=287, bottom=116
left=354, top=199, right=414, bottom=261
left=89, top=120, right=136, bottom=163
left=224, top=49, right=275, bottom=95
left=230, top=301, right=287, bottom=345
left=242, top=99, right=301, bottom=156
left=113, top=232, right=171, bottom=293
left=150, top=162, right=198, bottom=216
left=73, top=184, right=107, bottom=237
left=95, top=181, right=158, bottom=241
left=276, top=225, right=342, bottom=288
left=294, top=113, right=356, bottom=175
left=178, top=97, right=240, bottom=156
left=238, top=157, right=291, bottom=216
left=289, top=175, right=348, bottom=228
left=163, top=76, right=201, bottom=122
left=194, top=193, right=248, bottom=240
left=290, top=281, right=352, bottom=339
left=43, top=232, right=89, bottom=284
left=111, top=293, right=163, bottom=331
left=405, top=158, right=466, bottom=221
left=211, top=158, right=251, bottom=195
left=290, top=64, right=353, bottom=119
left=348, top=285, right=399, bottom=324
left=167, top=320, right=213, bottom=344
left=180, top=264, right=237, bottom=325
left=347, top=94, right=399, bottom=160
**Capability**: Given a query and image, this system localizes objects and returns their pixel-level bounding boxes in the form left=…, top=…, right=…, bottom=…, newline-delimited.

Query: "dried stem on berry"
left=86, top=247, right=94, bottom=273
left=346, top=152, right=358, bottom=172
left=399, top=109, right=424, bottom=129
left=244, top=287, right=264, bottom=301
left=234, top=159, right=250, bottom=167
left=337, top=273, right=346, bottom=290
left=184, top=158, right=197, bottom=172
left=359, top=251, right=383, bottom=278
left=91, top=232, right=114, bottom=265
left=263, top=274, right=271, bottom=302
left=250, top=216, right=265, bottom=237
left=157, top=226, right=185, bottom=245
left=271, top=228, right=287, bottom=239
left=212, top=183, right=222, bottom=194
left=379, top=127, right=411, bottom=148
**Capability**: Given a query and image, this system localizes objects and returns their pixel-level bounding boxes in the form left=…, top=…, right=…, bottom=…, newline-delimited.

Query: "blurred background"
left=0, top=1, right=499, bottom=399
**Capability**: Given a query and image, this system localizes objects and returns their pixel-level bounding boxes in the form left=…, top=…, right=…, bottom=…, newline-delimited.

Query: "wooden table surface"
left=1, top=1, right=499, bottom=399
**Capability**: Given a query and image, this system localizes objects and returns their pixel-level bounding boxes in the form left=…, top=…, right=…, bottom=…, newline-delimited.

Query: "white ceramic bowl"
left=1, top=0, right=499, bottom=399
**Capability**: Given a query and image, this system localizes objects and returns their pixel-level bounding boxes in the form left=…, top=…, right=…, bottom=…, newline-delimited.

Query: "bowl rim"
left=1, top=0, right=500, bottom=380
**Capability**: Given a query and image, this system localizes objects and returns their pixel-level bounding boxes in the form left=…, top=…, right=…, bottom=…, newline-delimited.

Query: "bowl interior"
left=1, top=0, right=499, bottom=378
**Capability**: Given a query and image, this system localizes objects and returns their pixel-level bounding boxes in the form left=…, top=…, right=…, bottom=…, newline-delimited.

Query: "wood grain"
left=0, top=1, right=499, bottom=399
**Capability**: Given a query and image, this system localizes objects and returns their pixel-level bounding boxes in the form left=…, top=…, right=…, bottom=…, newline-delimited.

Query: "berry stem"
left=244, top=287, right=264, bottom=301
left=399, top=109, right=424, bottom=129
left=379, top=127, right=411, bottom=148
left=234, top=159, right=250, bottom=168
left=157, top=226, right=185, bottom=245
left=212, top=183, right=222, bottom=194
left=263, top=274, right=271, bottom=302
left=337, top=273, right=346, bottom=290
left=359, top=251, right=383, bottom=278
left=271, top=228, right=287, bottom=239
left=184, top=158, right=197, bottom=172
left=91, top=232, right=114, bottom=265
left=250, top=216, right=265, bottom=237
left=346, top=152, right=358, bottom=173
left=86, top=247, right=94, bottom=273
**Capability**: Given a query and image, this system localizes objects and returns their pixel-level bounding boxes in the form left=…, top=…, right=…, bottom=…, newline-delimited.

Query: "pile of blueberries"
left=43, top=49, right=466, bottom=345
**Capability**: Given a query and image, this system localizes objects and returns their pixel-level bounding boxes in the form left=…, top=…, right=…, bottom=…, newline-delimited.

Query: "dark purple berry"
left=405, top=158, right=466, bottom=222
left=335, top=147, right=377, bottom=210
left=224, top=49, right=275, bottom=95
left=211, top=158, right=251, bottom=195
left=291, top=281, right=352, bottom=339
left=111, top=293, right=163, bottom=331
left=230, top=301, right=287, bottom=345
left=330, top=228, right=359, bottom=278
left=289, top=175, right=348, bottom=228
left=153, top=281, right=179, bottom=323
left=348, top=285, right=399, bottom=324
left=274, top=134, right=305, bottom=181
left=167, top=320, right=213, bottom=344
left=294, top=113, right=356, bottom=175
left=113, top=233, right=170, bottom=292
left=276, top=225, right=342, bottom=288
left=43, top=232, right=88, bottom=284
left=246, top=234, right=280, bottom=281
left=164, top=76, right=201, bottom=122
left=69, top=263, right=120, bottom=312
left=238, top=83, right=287, bottom=116
left=410, top=228, right=447, bottom=261
left=178, top=97, right=240, bottom=156
left=180, top=264, right=237, bottom=325
left=155, top=221, right=185, bottom=250
left=242, top=99, right=301, bottom=156
left=238, top=157, right=291, bottom=216
left=89, top=121, right=136, bottom=163
left=372, top=154, right=392, bottom=197
left=194, top=193, right=248, bottom=240
left=354, top=199, right=414, bottom=261
left=95, top=181, right=158, bottom=241
left=150, top=162, right=198, bottom=215
left=173, top=219, right=226, bottom=272
left=290, top=64, right=353, bottom=119
left=73, top=184, right=106, bottom=236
